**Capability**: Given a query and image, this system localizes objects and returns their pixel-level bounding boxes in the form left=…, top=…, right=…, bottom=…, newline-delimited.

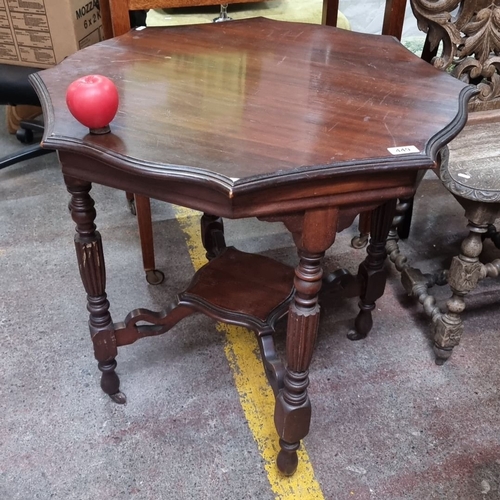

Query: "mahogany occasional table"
left=30, top=18, right=473, bottom=475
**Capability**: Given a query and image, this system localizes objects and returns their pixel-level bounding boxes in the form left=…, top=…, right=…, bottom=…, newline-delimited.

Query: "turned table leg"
left=200, top=213, right=226, bottom=260
left=275, top=250, right=323, bottom=475
left=65, top=176, right=125, bottom=404
left=273, top=206, right=338, bottom=475
left=348, top=199, right=397, bottom=340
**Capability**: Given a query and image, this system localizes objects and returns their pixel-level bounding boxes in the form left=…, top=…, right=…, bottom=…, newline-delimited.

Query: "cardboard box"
left=0, top=0, right=104, bottom=68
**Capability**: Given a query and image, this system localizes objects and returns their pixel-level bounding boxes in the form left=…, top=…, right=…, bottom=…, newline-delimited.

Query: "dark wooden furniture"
left=30, top=18, right=472, bottom=475
left=340, top=0, right=408, bottom=247
left=386, top=1, right=500, bottom=364
left=105, top=0, right=410, bottom=283
left=104, top=0, right=266, bottom=285
left=435, top=136, right=500, bottom=361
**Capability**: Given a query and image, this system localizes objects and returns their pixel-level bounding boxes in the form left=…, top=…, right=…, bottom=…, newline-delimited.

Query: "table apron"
left=59, top=151, right=423, bottom=219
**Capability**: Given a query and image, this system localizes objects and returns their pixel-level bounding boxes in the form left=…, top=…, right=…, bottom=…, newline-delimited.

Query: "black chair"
left=0, top=10, right=148, bottom=172
left=0, top=64, right=54, bottom=170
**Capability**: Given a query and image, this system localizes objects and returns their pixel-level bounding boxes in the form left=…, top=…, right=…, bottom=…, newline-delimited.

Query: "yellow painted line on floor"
left=174, top=206, right=324, bottom=500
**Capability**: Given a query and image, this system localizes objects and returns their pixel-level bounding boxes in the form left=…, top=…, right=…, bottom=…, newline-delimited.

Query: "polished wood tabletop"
left=30, top=18, right=474, bottom=476
left=32, top=18, right=471, bottom=217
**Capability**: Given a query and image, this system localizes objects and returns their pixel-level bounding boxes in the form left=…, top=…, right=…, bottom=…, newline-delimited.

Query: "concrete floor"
left=2, top=5, right=500, bottom=500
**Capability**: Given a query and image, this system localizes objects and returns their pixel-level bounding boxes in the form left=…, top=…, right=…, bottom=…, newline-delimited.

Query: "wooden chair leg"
left=381, top=0, right=407, bottom=40
left=135, top=194, right=164, bottom=285
left=322, top=0, right=339, bottom=26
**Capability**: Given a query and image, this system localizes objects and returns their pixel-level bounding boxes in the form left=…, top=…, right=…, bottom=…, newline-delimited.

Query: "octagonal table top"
left=31, top=17, right=474, bottom=196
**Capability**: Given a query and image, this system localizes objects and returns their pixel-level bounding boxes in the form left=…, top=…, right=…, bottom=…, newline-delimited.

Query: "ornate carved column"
left=434, top=221, right=486, bottom=363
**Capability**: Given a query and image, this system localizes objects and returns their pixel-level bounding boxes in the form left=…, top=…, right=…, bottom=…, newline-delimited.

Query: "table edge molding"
left=30, top=78, right=476, bottom=197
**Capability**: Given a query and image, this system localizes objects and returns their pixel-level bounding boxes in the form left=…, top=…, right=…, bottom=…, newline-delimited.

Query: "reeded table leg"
left=348, top=199, right=397, bottom=340
left=275, top=250, right=323, bottom=475
left=274, top=206, right=338, bottom=476
left=65, top=175, right=125, bottom=404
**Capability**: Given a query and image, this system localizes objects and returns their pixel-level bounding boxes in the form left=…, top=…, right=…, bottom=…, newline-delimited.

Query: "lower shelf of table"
left=113, top=245, right=295, bottom=337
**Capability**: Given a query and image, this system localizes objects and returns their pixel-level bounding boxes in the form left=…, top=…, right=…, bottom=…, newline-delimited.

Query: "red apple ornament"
left=66, top=75, right=119, bottom=134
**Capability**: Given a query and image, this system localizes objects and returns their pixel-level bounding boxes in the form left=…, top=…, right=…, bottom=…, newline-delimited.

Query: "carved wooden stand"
left=66, top=176, right=397, bottom=475
left=386, top=148, right=500, bottom=364
left=388, top=216, right=500, bottom=364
